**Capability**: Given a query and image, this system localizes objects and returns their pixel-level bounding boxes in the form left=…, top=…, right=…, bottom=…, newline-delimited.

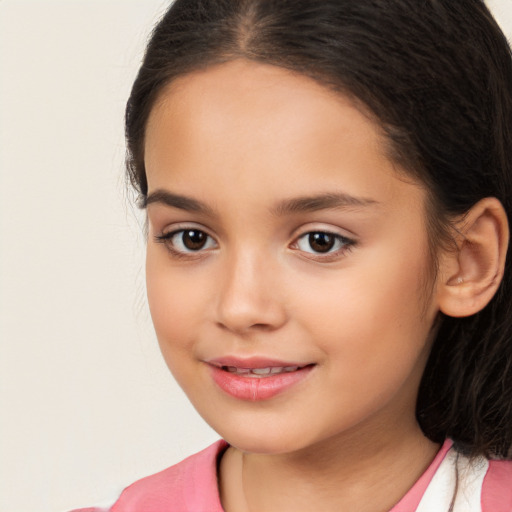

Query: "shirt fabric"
left=72, top=439, right=512, bottom=512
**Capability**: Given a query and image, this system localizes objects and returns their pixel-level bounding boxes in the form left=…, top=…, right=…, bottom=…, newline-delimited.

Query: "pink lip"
left=206, top=357, right=315, bottom=401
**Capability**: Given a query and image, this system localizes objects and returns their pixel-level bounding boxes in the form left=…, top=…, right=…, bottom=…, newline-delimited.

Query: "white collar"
left=415, top=447, right=488, bottom=512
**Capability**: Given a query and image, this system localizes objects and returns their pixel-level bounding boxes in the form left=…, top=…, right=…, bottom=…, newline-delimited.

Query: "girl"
left=78, top=0, right=512, bottom=510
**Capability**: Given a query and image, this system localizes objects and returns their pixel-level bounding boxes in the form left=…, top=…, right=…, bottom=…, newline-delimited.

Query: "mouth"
left=207, top=358, right=315, bottom=401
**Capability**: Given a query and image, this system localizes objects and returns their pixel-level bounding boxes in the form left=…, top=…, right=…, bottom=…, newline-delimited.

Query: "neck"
left=220, top=417, right=440, bottom=512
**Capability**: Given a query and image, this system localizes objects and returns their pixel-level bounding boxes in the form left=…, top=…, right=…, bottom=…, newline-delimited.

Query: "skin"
left=144, top=60, right=445, bottom=512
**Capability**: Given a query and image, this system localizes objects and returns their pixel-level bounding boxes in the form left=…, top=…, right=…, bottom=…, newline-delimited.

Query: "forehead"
left=144, top=59, right=423, bottom=211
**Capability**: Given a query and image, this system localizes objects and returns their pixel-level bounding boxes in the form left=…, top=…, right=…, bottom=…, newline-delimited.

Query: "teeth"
left=251, top=367, right=272, bottom=375
left=222, top=365, right=302, bottom=376
left=225, top=366, right=250, bottom=373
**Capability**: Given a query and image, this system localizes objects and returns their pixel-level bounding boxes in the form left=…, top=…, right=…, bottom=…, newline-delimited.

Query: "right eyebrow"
left=143, top=189, right=215, bottom=216
left=272, top=192, right=378, bottom=215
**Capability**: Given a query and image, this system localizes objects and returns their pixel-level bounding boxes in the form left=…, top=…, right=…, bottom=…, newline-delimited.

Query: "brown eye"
left=156, top=228, right=217, bottom=254
left=294, top=231, right=354, bottom=257
left=308, top=232, right=336, bottom=253
left=182, top=230, right=208, bottom=250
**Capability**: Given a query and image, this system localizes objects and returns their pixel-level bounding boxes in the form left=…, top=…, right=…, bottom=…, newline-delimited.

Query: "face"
left=144, top=60, right=440, bottom=455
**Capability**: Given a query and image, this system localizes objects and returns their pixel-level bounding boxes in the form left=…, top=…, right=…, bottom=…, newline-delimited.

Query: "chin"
left=210, top=420, right=312, bottom=455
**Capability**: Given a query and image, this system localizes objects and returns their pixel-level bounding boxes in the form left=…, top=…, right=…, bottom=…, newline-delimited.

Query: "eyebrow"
left=272, top=192, right=378, bottom=215
left=144, top=189, right=214, bottom=215
left=143, top=189, right=378, bottom=216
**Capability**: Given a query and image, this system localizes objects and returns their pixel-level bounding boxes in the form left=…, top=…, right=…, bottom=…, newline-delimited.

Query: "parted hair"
left=125, top=0, right=512, bottom=458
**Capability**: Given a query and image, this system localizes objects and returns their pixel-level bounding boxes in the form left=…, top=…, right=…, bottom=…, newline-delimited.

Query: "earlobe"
left=438, top=197, right=509, bottom=318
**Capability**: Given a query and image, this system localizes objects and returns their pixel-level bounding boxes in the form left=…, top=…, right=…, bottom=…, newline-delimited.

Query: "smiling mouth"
left=208, top=362, right=315, bottom=401
left=206, top=356, right=316, bottom=400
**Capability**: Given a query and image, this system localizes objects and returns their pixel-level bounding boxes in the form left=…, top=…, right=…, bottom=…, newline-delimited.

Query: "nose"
left=215, top=249, right=288, bottom=335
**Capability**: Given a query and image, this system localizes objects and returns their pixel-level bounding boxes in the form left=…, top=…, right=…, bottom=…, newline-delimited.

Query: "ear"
left=437, top=197, right=509, bottom=318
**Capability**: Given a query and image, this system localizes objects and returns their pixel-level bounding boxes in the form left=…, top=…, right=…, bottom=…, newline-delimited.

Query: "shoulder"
left=482, top=459, right=512, bottom=512
left=109, top=440, right=228, bottom=512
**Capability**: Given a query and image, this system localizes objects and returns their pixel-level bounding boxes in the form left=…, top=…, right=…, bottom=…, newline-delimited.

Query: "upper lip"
left=206, top=356, right=311, bottom=369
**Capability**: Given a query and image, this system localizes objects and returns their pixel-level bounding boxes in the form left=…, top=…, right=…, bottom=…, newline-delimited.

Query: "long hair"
left=125, top=0, right=512, bottom=458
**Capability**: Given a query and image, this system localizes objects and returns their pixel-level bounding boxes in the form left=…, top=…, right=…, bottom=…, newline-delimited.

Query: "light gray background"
left=0, top=1, right=511, bottom=511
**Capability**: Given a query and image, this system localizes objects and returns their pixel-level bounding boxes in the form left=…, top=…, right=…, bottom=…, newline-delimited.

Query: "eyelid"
left=154, top=221, right=215, bottom=238
left=291, top=223, right=357, bottom=242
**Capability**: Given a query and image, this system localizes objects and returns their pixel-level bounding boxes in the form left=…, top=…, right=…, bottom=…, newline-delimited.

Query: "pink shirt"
left=73, top=439, right=512, bottom=511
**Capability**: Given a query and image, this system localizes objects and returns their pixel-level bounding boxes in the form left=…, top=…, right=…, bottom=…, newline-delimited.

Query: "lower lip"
left=209, top=365, right=314, bottom=401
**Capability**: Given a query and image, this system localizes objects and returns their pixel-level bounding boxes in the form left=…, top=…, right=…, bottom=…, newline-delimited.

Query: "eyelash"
left=154, top=228, right=356, bottom=261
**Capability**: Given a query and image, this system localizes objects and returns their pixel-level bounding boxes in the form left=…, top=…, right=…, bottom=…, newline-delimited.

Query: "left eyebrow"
left=272, top=192, right=378, bottom=215
left=143, top=189, right=215, bottom=215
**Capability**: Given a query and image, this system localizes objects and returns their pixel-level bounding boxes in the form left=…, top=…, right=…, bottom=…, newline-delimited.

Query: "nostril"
left=216, top=320, right=280, bottom=333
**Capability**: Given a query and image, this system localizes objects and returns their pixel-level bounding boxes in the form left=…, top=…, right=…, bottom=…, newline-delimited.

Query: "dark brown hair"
left=125, top=0, right=512, bottom=458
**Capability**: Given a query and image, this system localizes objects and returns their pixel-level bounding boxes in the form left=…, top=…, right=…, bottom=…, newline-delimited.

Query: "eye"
left=294, top=231, right=354, bottom=255
left=155, top=228, right=217, bottom=254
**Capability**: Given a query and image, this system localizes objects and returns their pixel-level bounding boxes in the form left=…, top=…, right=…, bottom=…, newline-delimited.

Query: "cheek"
left=294, top=239, right=435, bottom=379
left=145, top=250, right=205, bottom=363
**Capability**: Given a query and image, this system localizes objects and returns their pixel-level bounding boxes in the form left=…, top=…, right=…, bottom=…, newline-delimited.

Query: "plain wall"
left=0, top=1, right=511, bottom=511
